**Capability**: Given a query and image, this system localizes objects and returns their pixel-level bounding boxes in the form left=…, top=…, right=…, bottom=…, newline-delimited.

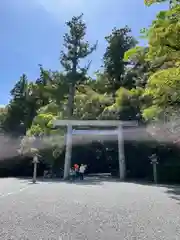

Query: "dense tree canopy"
left=103, top=26, right=137, bottom=98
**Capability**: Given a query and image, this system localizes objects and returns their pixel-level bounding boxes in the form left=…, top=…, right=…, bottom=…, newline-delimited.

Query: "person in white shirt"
left=79, top=164, right=86, bottom=180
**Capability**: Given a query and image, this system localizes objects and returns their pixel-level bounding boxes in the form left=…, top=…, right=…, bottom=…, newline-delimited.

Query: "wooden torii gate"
left=53, top=120, right=137, bottom=180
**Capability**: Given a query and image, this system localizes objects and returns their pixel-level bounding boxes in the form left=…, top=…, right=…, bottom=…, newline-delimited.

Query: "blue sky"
left=0, top=0, right=168, bottom=106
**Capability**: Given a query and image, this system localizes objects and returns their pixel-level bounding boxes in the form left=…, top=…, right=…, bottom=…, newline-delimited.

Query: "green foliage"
left=144, top=0, right=167, bottom=6
left=145, top=67, right=180, bottom=107
left=74, top=85, right=113, bottom=120
left=101, top=87, right=144, bottom=121
left=87, top=72, right=110, bottom=94
left=138, top=4, right=180, bottom=146
left=103, top=26, right=137, bottom=98
left=124, top=46, right=146, bottom=63
left=60, top=14, right=97, bottom=75
left=146, top=5, right=180, bottom=62
left=124, top=46, right=149, bottom=88
left=0, top=107, right=7, bottom=126
left=144, top=0, right=180, bottom=7
left=142, top=105, right=163, bottom=121
left=36, top=66, right=69, bottom=106
left=2, top=75, right=39, bottom=135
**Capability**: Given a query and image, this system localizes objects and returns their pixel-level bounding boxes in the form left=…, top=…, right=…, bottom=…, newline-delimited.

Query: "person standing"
left=79, top=164, right=86, bottom=180
left=74, top=164, right=79, bottom=179
left=69, top=168, right=75, bottom=182
left=74, top=164, right=79, bottom=170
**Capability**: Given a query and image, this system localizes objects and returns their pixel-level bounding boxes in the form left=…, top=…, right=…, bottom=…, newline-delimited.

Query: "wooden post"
left=63, top=124, right=73, bottom=180
left=117, top=125, right=126, bottom=180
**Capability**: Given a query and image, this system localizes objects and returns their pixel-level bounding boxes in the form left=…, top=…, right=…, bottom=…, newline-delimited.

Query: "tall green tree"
left=60, top=14, right=97, bottom=119
left=3, top=74, right=29, bottom=135
left=3, top=74, right=42, bottom=136
left=103, top=26, right=137, bottom=100
left=141, top=5, right=180, bottom=144
left=35, top=65, right=52, bottom=107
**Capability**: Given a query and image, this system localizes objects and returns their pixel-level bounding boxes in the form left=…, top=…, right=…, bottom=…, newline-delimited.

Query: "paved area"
left=0, top=177, right=180, bottom=240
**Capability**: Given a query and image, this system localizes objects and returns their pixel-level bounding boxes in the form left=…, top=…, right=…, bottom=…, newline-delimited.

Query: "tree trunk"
left=67, top=83, right=76, bottom=118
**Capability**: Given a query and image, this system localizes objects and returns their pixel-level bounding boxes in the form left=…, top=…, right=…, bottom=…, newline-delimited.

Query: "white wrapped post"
left=32, top=155, right=39, bottom=183
left=117, top=125, right=126, bottom=180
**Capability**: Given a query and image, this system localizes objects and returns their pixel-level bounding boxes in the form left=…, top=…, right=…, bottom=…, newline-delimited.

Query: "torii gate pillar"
left=117, top=125, right=126, bottom=180
left=64, top=124, right=73, bottom=180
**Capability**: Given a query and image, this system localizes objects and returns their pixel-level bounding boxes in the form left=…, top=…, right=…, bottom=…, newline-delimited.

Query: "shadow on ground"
left=125, top=179, right=180, bottom=204
left=16, top=175, right=121, bottom=186
left=164, top=185, right=180, bottom=203
left=68, top=175, right=121, bottom=186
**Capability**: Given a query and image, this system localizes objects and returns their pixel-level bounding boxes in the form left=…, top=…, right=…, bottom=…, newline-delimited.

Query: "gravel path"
left=0, top=178, right=180, bottom=240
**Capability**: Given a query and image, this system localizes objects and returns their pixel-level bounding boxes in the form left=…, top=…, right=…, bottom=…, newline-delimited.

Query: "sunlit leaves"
left=147, top=5, right=180, bottom=62
left=74, top=85, right=112, bottom=120
left=142, top=105, right=163, bottom=121
left=144, top=0, right=167, bottom=6
left=145, top=67, right=180, bottom=106
left=124, top=46, right=147, bottom=64
left=101, top=87, right=144, bottom=121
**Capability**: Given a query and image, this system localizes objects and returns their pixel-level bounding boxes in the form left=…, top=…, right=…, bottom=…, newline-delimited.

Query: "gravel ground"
left=0, top=177, right=180, bottom=240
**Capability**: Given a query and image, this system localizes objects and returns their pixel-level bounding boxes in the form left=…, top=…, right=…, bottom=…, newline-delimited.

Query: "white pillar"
left=117, top=125, right=126, bottom=180
left=63, top=124, right=72, bottom=179
left=32, top=155, right=38, bottom=184
left=33, top=162, right=37, bottom=183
